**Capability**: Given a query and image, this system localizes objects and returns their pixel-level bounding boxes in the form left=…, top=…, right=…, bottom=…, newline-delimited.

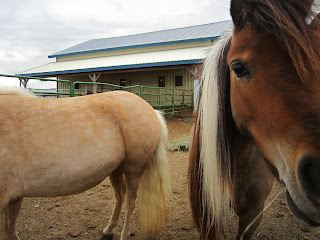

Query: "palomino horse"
left=189, top=0, right=320, bottom=239
left=0, top=89, right=171, bottom=240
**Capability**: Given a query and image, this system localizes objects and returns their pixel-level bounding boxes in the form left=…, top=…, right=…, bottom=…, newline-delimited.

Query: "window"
left=75, top=83, right=80, bottom=89
left=158, top=76, right=165, bottom=87
left=175, top=76, right=183, bottom=87
left=120, top=79, right=126, bottom=86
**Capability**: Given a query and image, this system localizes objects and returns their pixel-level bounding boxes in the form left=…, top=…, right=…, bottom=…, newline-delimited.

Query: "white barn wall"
left=58, top=67, right=194, bottom=91
left=57, top=67, right=194, bottom=106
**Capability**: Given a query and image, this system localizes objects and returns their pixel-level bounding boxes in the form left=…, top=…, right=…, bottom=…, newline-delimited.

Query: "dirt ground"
left=16, top=111, right=320, bottom=240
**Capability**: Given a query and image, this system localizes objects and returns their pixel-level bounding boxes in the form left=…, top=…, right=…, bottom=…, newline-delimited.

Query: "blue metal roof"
left=49, top=20, right=232, bottom=58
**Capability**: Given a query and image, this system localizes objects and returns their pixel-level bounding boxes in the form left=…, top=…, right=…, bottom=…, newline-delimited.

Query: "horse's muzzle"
left=297, top=154, right=320, bottom=207
left=285, top=190, right=320, bottom=226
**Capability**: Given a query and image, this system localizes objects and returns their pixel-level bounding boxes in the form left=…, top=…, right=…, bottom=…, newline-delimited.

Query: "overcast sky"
left=0, top=0, right=231, bottom=86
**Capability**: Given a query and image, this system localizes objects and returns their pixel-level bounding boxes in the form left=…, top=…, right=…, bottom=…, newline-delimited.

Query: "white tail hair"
left=139, top=110, right=172, bottom=236
left=198, top=32, right=232, bottom=231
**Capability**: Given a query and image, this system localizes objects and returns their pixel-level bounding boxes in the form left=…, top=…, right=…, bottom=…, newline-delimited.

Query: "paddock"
left=15, top=113, right=320, bottom=240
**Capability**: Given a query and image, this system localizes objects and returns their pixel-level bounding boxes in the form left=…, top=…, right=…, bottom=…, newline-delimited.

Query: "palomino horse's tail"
left=139, top=110, right=172, bottom=236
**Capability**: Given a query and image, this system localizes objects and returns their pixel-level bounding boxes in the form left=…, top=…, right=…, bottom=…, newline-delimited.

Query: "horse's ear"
left=230, top=0, right=244, bottom=28
left=230, top=0, right=258, bottom=29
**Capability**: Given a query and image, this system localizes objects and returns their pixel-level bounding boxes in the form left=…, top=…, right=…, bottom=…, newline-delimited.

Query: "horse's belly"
left=21, top=154, right=123, bottom=197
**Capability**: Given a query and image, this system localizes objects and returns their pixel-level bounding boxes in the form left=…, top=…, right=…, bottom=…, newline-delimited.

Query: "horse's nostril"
left=298, top=155, right=320, bottom=200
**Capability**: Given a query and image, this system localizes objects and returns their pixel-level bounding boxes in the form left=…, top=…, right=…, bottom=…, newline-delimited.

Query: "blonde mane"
left=197, top=31, right=233, bottom=234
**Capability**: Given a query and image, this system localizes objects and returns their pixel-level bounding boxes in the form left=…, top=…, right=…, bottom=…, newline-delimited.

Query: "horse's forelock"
left=231, top=0, right=320, bottom=83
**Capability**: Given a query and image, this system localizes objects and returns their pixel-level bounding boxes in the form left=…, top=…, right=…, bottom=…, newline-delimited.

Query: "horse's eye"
left=231, top=62, right=250, bottom=78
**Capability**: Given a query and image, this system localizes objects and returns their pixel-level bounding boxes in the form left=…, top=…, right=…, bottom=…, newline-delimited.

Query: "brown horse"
left=0, top=89, right=171, bottom=240
left=189, top=0, right=320, bottom=239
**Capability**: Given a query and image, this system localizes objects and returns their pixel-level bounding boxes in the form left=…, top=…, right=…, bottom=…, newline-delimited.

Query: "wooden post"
left=186, top=65, right=201, bottom=109
left=88, top=72, right=101, bottom=94
left=20, top=78, right=29, bottom=88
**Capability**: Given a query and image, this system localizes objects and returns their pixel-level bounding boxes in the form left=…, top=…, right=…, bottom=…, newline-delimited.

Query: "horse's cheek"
left=230, top=78, right=253, bottom=129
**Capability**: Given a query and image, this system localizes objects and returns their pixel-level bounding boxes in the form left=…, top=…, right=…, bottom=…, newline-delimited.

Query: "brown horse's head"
left=229, top=0, right=320, bottom=225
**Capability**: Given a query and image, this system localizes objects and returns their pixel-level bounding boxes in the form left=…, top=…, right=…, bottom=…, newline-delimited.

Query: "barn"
left=19, top=21, right=232, bottom=112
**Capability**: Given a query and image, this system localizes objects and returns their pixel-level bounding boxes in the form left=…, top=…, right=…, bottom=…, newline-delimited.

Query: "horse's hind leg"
left=120, top=173, right=141, bottom=240
left=0, top=198, right=23, bottom=240
left=100, top=168, right=126, bottom=240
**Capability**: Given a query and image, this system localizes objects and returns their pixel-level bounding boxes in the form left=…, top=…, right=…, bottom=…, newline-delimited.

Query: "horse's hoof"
left=99, top=233, right=114, bottom=240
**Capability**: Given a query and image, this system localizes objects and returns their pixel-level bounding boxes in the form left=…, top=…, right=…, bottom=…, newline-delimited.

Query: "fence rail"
left=0, top=74, right=193, bottom=115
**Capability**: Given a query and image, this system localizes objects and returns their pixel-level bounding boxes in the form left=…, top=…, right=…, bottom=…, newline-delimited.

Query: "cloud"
left=0, top=0, right=231, bottom=85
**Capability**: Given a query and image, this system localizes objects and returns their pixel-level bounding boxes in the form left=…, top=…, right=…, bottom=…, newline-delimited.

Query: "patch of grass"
left=169, top=136, right=189, bottom=152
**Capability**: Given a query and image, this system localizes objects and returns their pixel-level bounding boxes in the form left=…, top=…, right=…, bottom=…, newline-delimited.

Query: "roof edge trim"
left=19, top=59, right=203, bottom=77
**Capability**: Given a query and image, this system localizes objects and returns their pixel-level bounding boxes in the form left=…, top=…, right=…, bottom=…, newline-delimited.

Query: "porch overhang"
left=19, top=46, right=208, bottom=78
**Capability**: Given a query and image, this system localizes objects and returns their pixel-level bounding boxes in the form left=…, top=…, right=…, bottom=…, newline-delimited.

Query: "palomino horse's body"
left=0, top=89, right=171, bottom=240
left=189, top=0, right=320, bottom=239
